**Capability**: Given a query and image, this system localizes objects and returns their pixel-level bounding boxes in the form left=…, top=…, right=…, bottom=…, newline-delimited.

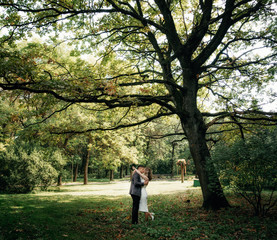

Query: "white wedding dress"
left=139, top=177, right=148, bottom=212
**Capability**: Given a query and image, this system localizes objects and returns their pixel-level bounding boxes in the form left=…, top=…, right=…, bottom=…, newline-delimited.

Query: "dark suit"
left=129, top=171, right=144, bottom=224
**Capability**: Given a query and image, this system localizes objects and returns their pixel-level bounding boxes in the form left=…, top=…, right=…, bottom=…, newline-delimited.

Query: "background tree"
left=0, top=0, right=276, bottom=209
left=0, top=139, right=66, bottom=193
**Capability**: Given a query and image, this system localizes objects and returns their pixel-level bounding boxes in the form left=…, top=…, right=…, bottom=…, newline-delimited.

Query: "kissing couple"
left=129, top=165, right=154, bottom=224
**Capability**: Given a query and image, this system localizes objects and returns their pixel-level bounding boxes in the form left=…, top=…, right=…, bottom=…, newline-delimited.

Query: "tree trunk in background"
left=71, top=162, right=74, bottom=182
left=119, top=165, right=123, bottom=178
left=73, top=164, right=78, bottom=182
left=84, top=153, right=89, bottom=185
left=57, top=174, right=62, bottom=186
left=97, top=168, right=101, bottom=179
left=109, top=170, right=114, bottom=181
left=84, top=136, right=92, bottom=185
left=58, top=134, right=71, bottom=186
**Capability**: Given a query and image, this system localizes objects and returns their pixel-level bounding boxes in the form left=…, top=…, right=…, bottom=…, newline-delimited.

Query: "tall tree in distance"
left=0, top=0, right=276, bottom=209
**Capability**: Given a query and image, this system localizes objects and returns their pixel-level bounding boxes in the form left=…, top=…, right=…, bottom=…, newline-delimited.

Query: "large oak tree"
left=0, top=0, right=276, bottom=209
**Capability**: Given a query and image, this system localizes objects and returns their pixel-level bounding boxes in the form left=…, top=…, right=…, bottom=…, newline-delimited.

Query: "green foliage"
left=0, top=140, right=67, bottom=193
left=92, top=131, right=140, bottom=171
left=212, top=128, right=277, bottom=216
left=0, top=0, right=276, bottom=209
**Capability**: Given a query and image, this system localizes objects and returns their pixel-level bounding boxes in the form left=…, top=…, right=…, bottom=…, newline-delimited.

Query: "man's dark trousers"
left=131, top=195, right=140, bottom=224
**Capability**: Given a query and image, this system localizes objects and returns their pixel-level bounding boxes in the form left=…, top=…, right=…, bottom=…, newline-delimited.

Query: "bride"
left=132, top=166, right=154, bottom=221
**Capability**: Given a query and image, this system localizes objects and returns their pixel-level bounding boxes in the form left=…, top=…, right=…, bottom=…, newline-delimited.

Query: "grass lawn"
left=0, top=182, right=276, bottom=240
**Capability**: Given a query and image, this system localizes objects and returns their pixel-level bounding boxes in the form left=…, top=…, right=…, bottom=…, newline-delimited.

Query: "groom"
left=129, top=165, right=148, bottom=224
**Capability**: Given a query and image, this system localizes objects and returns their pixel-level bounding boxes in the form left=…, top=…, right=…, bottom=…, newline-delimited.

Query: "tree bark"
left=181, top=110, right=230, bottom=209
left=173, top=66, right=230, bottom=209
left=84, top=153, right=89, bottom=185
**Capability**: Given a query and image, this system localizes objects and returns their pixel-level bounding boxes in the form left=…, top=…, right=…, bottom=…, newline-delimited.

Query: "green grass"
left=0, top=188, right=276, bottom=240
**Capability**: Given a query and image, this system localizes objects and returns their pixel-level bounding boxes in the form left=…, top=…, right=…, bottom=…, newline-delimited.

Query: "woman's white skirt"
left=139, top=187, right=148, bottom=212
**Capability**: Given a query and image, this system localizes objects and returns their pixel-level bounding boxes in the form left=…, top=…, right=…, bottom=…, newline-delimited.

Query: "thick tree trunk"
left=171, top=66, right=230, bottom=210
left=181, top=111, right=230, bottom=209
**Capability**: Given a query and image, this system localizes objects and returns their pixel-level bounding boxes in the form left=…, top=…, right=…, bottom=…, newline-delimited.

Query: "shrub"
left=0, top=141, right=66, bottom=193
left=211, top=128, right=277, bottom=216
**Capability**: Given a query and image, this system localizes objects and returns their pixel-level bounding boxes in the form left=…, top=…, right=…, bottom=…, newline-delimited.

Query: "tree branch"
left=22, top=102, right=74, bottom=128
left=50, top=111, right=174, bottom=134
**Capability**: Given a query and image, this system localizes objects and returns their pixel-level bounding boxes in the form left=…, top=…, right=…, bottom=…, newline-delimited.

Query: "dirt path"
left=38, top=180, right=199, bottom=196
